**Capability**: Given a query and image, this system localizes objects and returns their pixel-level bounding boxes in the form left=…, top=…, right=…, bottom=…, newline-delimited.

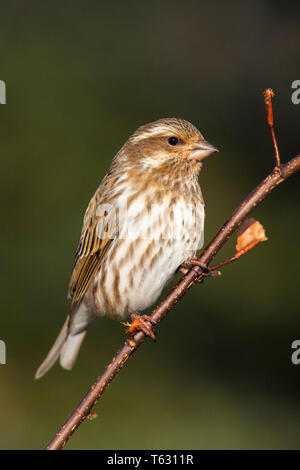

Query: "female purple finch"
left=35, top=118, right=218, bottom=379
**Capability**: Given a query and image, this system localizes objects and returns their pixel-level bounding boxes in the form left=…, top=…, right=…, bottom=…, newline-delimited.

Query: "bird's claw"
left=123, top=313, right=157, bottom=341
left=179, top=259, right=221, bottom=282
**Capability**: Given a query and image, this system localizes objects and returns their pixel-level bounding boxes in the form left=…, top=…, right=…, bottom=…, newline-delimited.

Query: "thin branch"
left=45, top=91, right=300, bottom=450
left=210, top=240, right=262, bottom=270
left=265, top=88, right=281, bottom=168
left=209, top=219, right=267, bottom=270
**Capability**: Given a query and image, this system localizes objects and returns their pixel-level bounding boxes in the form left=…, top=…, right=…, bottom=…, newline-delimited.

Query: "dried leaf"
left=236, top=218, right=267, bottom=251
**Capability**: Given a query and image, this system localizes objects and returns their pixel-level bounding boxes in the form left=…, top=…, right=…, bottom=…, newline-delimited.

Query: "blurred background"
left=1, top=0, right=300, bottom=450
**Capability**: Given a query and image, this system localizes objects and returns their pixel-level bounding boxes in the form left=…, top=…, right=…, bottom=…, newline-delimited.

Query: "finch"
left=35, top=118, right=218, bottom=379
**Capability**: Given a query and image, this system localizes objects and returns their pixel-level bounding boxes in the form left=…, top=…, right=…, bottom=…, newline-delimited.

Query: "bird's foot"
left=123, top=313, right=157, bottom=340
left=179, top=259, right=221, bottom=282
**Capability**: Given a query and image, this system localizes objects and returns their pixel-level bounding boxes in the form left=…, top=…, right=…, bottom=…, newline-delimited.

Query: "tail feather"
left=35, top=320, right=87, bottom=379
left=59, top=330, right=87, bottom=370
left=35, top=318, right=69, bottom=379
left=35, top=300, right=97, bottom=379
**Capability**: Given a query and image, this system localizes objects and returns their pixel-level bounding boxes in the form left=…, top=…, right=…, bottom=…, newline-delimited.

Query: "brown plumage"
left=35, top=118, right=218, bottom=379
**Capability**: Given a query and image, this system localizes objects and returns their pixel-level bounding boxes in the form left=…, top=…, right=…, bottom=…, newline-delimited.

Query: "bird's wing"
left=68, top=194, right=117, bottom=315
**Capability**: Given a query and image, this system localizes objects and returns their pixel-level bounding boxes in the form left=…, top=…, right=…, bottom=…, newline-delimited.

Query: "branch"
left=45, top=90, right=300, bottom=450
left=265, top=88, right=281, bottom=168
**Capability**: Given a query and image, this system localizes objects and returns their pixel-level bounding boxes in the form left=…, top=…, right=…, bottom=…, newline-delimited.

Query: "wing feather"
left=68, top=199, right=116, bottom=315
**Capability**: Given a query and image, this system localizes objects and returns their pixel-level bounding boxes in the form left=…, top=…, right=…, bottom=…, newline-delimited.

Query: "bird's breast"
left=93, top=188, right=205, bottom=318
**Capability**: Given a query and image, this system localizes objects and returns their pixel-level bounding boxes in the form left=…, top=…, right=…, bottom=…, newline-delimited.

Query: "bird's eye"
left=168, top=136, right=179, bottom=146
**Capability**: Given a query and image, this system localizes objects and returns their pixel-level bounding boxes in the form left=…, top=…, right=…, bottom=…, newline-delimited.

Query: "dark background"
left=1, top=1, right=300, bottom=449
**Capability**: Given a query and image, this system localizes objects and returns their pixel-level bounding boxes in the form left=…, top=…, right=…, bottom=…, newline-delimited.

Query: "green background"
left=1, top=1, right=300, bottom=449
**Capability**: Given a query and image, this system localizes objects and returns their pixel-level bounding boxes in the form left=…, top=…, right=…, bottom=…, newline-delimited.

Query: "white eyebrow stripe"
left=132, top=125, right=177, bottom=142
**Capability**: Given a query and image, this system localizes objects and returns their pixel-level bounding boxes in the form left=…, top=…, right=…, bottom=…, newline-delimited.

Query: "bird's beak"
left=188, top=139, right=219, bottom=161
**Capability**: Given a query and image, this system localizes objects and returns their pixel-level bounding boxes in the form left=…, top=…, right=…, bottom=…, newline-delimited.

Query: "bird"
left=35, top=118, right=218, bottom=379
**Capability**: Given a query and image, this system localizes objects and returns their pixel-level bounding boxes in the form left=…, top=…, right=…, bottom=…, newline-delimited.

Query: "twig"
left=209, top=219, right=267, bottom=270
left=45, top=90, right=300, bottom=450
left=210, top=239, right=263, bottom=270
left=265, top=88, right=281, bottom=168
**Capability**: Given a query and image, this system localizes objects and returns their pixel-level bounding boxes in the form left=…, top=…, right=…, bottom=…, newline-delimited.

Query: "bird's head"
left=122, top=118, right=218, bottom=171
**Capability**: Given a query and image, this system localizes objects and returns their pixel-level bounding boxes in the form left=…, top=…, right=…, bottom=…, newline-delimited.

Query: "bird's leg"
left=123, top=313, right=157, bottom=341
left=178, top=259, right=221, bottom=282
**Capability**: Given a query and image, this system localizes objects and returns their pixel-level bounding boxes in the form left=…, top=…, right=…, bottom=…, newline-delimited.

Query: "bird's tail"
left=34, top=317, right=86, bottom=379
left=35, top=301, right=97, bottom=379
